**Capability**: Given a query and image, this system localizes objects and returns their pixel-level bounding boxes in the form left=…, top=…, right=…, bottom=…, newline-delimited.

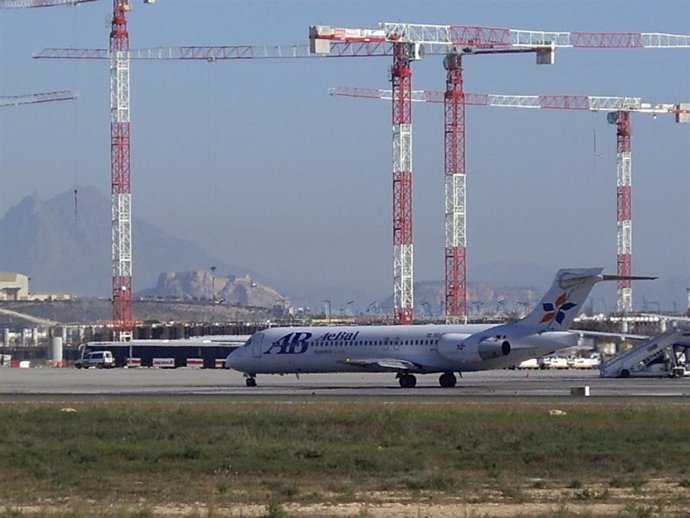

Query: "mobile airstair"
left=599, top=329, right=687, bottom=378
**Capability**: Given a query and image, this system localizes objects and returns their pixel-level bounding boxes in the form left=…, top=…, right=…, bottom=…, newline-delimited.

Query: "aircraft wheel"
left=620, top=369, right=631, bottom=378
left=399, top=374, right=417, bottom=388
left=439, top=372, right=457, bottom=388
left=245, top=377, right=257, bottom=387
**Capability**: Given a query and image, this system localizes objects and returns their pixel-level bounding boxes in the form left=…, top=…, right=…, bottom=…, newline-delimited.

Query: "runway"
left=1, top=367, right=688, bottom=401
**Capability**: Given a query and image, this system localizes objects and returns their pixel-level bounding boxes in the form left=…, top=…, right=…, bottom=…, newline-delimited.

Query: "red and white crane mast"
left=612, top=110, right=632, bottom=313
left=110, top=0, right=133, bottom=339
left=391, top=42, right=414, bottom=325
left=443, top=52, right=466, bottom=320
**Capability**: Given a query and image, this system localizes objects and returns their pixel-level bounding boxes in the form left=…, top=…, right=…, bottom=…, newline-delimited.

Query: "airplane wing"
left=575, top=330, right=651, bottom=341
left=337, top=358, right=422, bottom=372
left=576, top=329, right=690, bottom=348
left=640, top=313, right=690, bottom=323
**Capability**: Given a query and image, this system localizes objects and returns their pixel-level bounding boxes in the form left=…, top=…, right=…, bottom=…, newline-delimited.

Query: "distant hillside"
left=381, top=280, right=541, bottom=317
left=138, top=270, right=289, bottom=308
left=0, top=187, right=253, bottom=298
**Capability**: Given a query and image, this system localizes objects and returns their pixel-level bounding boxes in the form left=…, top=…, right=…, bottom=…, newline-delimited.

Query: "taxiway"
left=1, top=368, right=688, bottom=401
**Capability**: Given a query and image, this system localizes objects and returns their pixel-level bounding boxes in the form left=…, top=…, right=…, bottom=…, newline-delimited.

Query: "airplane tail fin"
left=520, top=268, right=603, bottom=331
left=519, top=268, right=657, bottom=331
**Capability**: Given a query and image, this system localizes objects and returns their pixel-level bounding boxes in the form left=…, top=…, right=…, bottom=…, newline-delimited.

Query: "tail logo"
left=540, top=293, right=577, bottom=325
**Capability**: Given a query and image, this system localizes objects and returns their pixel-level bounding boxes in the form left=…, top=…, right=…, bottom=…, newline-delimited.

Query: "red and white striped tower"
left=443, top=52, right=467, bottom=322
left=110, top=0, right=133, bottom=339
left=611, top=111, right=632, bottom=313
left=391, top=42, right=414, bottom=325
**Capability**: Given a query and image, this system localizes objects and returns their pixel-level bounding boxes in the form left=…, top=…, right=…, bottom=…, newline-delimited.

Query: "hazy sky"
left=0, top=0, right=688, bottom=309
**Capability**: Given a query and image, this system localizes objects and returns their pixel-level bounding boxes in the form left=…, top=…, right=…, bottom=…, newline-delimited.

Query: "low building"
left=0, top=272, right=29, bottom=301
left=0, top=272, right=72, bottom=302
left=29, top=292, right=72, bottom=302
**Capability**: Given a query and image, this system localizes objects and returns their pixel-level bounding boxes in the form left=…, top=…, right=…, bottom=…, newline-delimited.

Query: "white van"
left=75, top=351, right=115, bottom=369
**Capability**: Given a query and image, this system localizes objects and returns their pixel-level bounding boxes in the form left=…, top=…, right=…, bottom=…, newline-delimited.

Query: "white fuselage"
left=226, top=323, right=578, bottom=375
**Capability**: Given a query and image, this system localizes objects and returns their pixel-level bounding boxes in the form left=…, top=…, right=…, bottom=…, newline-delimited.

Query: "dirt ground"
left=4, top=479, right=688, bottom=517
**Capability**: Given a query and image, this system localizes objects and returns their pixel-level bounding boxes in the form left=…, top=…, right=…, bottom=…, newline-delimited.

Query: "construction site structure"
left=0, top=90, right=78, bottom=107
left=332, top=87, right=689, bottom=315
left=312, top=22, right=690, bottom=323
left=3, top=0, right=154, bottom=340
left=109, top=0, right=133, bottom=340
left=599, top=329, right=689, bottom=378
left=312, top=23, right=558, bottom=323
left=109, top=0, right=155, bottom=341
left=35, top=21, right=690, bottom=325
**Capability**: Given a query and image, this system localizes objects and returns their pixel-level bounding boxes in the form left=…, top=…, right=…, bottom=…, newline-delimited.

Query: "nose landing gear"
left=245, top=376, right=257, bottom=387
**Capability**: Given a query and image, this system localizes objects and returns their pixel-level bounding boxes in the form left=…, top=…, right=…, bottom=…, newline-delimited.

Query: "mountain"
left=0, top=187, right=254, bottom=298
left=3, top=189, right=683, bottom=314
left=138, top=270, right=288, bottom=308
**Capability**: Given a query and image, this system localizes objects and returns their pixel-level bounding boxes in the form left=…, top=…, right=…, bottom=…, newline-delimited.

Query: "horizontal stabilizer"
left=601, top=274, right=657, bottom=281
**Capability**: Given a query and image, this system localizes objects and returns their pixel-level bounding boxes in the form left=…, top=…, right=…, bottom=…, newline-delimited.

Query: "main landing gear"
left=245, top=375, right=257, bottom=387
left=439, top=372, right=457, bottom=388
left=398, top=373, right=417, bottom=388
left=397, top=372, right=459, bottom=388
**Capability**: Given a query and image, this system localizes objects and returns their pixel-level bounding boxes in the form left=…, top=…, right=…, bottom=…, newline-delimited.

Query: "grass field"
left=0, top=400, right=688, bottom=517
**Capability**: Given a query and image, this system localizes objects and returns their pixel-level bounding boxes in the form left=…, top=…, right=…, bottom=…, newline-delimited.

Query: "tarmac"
left=1, top=367, right=689, bottom=401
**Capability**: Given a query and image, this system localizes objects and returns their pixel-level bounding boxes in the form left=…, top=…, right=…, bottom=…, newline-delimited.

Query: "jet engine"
left=438, top=333, right=511, bottom=363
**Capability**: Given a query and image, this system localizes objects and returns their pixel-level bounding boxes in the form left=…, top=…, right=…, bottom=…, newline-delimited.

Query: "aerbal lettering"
left=315, top=331, right=360, bottom=342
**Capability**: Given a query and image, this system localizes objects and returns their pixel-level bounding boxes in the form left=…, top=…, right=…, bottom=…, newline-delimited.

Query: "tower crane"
left=107, top=0, right=155, bottom=340
left=0, top=90, right=78, bottom=107
left=311, top=22, right=690, bottom=323
left=0, top=0, right=96, bottom=7
left=36, top=22, right=690, bottom=326
left=331, top=86, right=690, bottom=314
left=5, top=0, right=154, bottom=339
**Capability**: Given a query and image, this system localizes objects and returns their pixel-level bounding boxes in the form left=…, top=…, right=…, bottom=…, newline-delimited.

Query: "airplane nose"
left=225, top=347, right=242, bottom=370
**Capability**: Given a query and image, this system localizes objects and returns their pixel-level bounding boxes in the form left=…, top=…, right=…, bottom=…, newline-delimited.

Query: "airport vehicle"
left=573, top=355, right=601, bottom=369
left=546, top=356, right=571, bottom=369
left=79, top=335, right=249, bottom=368
left=517, top=358, right=540, bottom=369
left=75, top=350, right=115, bottom=369
left=227, top=267, right=648, bottom=387
left=599, top=329, right=689, bottom=378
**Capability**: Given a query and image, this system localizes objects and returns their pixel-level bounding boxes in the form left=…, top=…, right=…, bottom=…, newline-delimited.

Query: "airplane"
left=226, top=267, right=654, bottom=388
